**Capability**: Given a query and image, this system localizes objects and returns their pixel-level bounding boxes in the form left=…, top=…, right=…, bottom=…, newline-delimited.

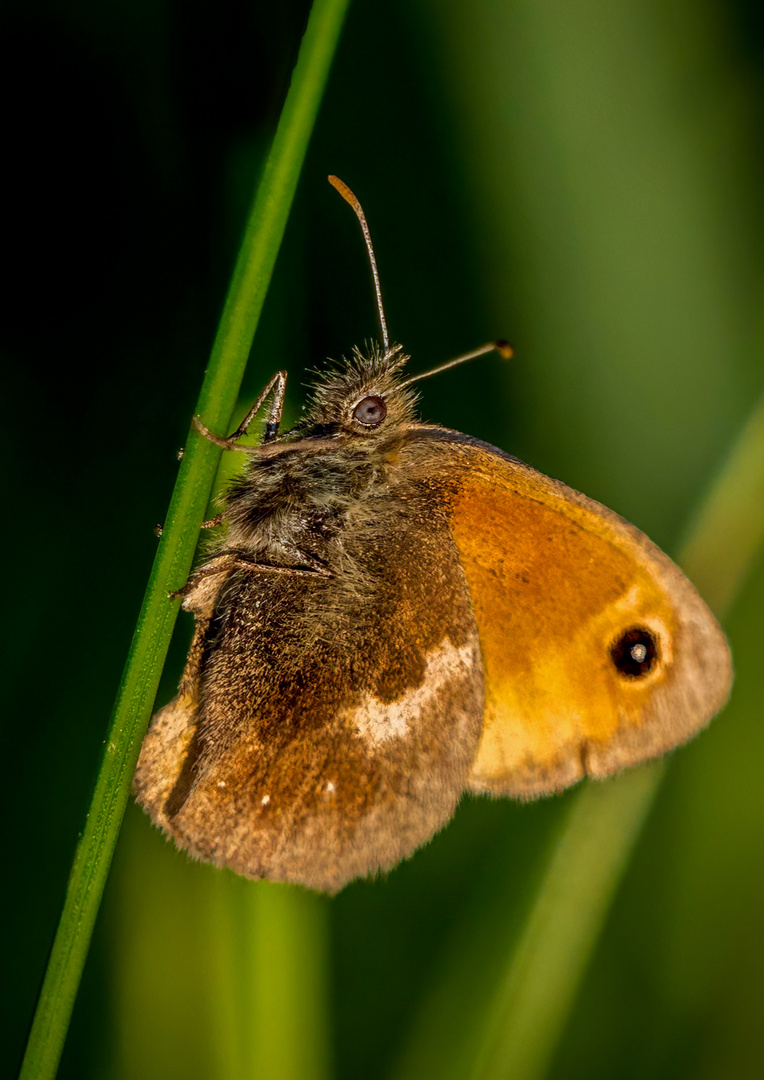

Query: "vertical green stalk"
left=20, top=2, right=350, bottom=1077
left=203, top=876, right=331, bottom=1080
left=467, top=766, right=664, bottom=1080
left=248, top=884, right=332, bottom=1080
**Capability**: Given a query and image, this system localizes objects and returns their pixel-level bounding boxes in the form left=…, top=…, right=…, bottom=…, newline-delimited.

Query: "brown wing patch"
left=134, top=495, right=483, bottom=892
left=401, top=431, right=732, bottom=797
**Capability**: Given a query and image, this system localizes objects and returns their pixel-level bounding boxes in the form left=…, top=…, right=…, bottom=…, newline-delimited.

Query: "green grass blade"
left=677, top=393, right=764, bottom=616
left=200, top=871, right=331, bottom=1080
left=19, top=2, right=350, bottom=1077
left=467, top=388, right=764, bottom=1080
left=466, top=766, right=664, bottom=1080
left=248, top=884, right=333, bottom=1080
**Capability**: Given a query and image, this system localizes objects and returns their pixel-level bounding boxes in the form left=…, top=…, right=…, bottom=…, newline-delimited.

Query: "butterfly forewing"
left=135, top=483, right=484, bottom=892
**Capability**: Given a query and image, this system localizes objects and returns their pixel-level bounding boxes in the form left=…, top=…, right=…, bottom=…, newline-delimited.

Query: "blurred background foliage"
left=3, top=1, right=763, bottom=1078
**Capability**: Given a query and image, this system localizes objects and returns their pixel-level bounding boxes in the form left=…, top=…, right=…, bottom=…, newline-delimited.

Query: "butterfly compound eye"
left=610, top=627, right=659, bottom=678
left=353, top=395, right=388, bottom=428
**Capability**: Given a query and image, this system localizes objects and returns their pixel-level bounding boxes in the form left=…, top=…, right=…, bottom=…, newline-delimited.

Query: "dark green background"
left=3, top=1, right=763, bottom=1078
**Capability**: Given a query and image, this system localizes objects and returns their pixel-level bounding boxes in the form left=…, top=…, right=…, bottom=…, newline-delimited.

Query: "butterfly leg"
left=154, top=511, right=223, bottom=540
left=170, top=548, right=330, bottom=600
left=193, top=370, right=288, bottom=450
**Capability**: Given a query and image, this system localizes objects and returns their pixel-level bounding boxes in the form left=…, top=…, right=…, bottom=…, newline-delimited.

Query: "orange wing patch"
left=435, top=439, right=732, bottom=797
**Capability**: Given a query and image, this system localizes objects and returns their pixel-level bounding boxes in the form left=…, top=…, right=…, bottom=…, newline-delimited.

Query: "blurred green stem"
left=467, top=767, right=664, bottom=1080
left=468, top=388, right=764, bottom=1080
left=19, top=2, right=350, bottom=1078
left=248, top=884, right=332, bottom=1080
left=206, top=876, right=332, bottom=1080
left=678, top=393, right=764, bottom=616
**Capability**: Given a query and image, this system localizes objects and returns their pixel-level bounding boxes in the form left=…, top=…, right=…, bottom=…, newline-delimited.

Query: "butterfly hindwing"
left=401, top=428, right=732, bottom=798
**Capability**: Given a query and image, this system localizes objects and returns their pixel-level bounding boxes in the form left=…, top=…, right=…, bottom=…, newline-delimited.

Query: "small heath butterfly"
left=134, top=177, right=732, bottom=892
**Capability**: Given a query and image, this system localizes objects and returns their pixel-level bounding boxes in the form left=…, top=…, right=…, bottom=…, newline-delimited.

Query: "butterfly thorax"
left=215, top=344, right=421, bottom=575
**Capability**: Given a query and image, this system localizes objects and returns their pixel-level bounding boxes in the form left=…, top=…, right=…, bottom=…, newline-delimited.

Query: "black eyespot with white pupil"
left=610, top=627, right=659, bottom=678
left=353, top=395, right=387, bottom=427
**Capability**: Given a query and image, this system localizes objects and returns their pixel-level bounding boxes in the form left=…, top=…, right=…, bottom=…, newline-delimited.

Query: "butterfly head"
left=296, top=342, right=419, bottom=441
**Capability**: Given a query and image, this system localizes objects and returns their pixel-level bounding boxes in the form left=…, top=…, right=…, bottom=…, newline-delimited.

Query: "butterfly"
left=134, top=177, right=732, bottom=893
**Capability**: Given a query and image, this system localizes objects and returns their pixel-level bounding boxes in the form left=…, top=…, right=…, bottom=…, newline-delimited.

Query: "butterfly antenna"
left=328, top=175, right=390, bottom=354
left=399, top=340, right=513, bottom=389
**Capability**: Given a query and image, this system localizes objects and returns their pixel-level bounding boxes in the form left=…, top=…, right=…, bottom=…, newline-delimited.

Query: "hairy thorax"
left=217, top=439, right=407, bottom=574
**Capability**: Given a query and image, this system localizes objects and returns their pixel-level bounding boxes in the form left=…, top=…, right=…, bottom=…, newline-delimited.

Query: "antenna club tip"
left=328, top=174, right=357, bottom=207
left=494, top=340, right=514, bottom=360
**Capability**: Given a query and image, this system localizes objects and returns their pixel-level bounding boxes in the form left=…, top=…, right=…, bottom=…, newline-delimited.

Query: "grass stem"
left=19, top=2, right=350, bottom=1077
